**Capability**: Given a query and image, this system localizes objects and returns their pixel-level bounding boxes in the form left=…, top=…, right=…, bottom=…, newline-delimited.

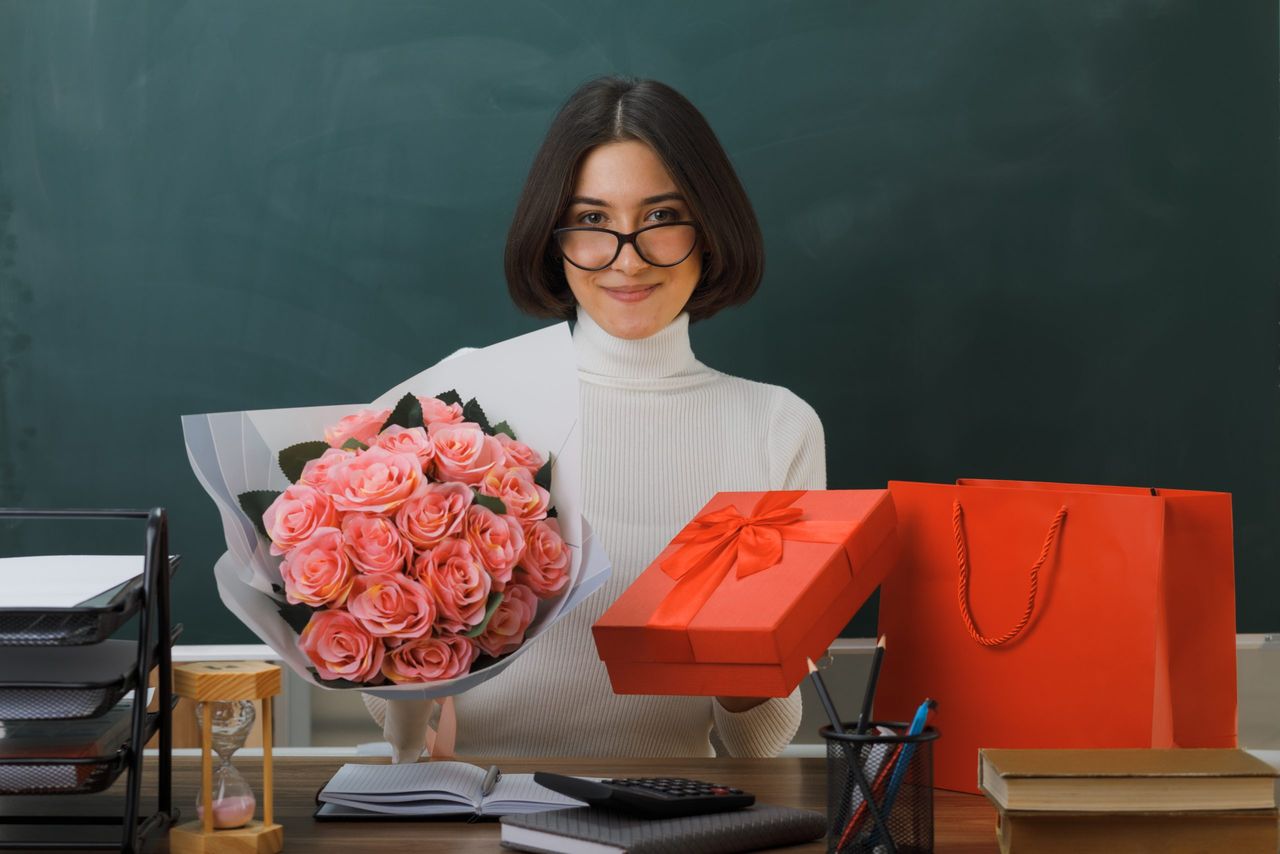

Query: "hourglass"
left=196, top=699, right=256, bottom=828
left=170, top=661, right=283, bottom=854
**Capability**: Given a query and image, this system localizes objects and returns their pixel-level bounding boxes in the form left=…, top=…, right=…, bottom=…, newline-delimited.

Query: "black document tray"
left=0, top=556, right=180, bottom=647
left=0, top=640, right=142, bottom=720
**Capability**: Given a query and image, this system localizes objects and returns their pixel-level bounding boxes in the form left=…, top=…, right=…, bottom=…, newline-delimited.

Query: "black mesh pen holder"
left=820, top=721, right=938, bottom=854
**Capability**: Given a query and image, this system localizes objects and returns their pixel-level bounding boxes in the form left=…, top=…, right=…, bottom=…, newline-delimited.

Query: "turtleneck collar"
left=572, top=306, right=707, bottom=384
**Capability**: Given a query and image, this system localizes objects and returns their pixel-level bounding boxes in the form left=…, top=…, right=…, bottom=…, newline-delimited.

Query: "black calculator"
left=532, top=772, right=755, bottom=819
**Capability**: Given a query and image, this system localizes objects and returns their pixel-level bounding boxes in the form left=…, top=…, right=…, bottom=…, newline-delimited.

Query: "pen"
left=807, top=657, right=845, bottom=733
left=873, top=699, right=935, bottom=838
left=855, top=635, right=886, bottom=734
left=481, top=764, right=502, bottom=798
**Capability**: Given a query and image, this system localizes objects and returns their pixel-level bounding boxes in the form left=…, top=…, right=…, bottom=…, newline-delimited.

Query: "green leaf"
left=276, top=598, right=317, bottom=635
left=492, top=420, right=516, bottom=440
left=462, top=397, right=494, bottom=434
left=545, top=506, right=558, bottom=519
left=465, top=591, right=505, bottom=638
left=534, top=454, right=553, bottom=492
left=237, top=490, right=281, bottom=539
left=277, top=441, right=331, bottom=483
left=380, top=392, right=424, bottom=432
left=472, top=490, right=508, bottom=516
left=435, top=389, right=463, bottom=407
left=342, top=438, right=369, bottom=451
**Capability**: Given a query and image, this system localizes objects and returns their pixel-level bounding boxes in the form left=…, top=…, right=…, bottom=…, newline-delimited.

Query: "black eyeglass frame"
left=551, top=221, right=701, bottom=271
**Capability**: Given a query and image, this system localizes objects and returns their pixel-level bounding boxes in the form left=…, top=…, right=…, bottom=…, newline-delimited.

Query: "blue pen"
left=872, top=698, right=935, bottom=842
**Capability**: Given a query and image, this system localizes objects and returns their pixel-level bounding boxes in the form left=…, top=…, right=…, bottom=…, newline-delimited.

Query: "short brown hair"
left=504, top=76, right=764, bottom=322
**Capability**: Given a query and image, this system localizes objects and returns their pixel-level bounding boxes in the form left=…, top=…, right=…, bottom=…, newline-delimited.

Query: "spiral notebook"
left=499, top=803, right=827, bottom=854
left=315, top=761, right=584, bottom=819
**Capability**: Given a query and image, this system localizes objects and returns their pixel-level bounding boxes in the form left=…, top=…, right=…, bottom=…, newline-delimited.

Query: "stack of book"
left=978, top=748, right=1279, bottom=854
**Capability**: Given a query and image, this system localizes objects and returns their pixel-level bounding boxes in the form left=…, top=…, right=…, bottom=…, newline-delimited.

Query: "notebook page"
left=320, top=762, right=484, bottom=808
left=318, top=796, right=475, bottom=816
left=481, top=774, right=590, bottom=815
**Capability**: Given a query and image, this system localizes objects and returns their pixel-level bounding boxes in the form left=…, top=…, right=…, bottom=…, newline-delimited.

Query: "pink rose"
left=395, top=482, right=473, bottom=550
left=326, top=448, right=424, bottom=514
left=345, top=574, right=436, bottom=640
left=478, top=466, right=549, bottom=522
left=381, top=634, right=478, bottom=684
left=373, top=425, right=434, bottom=468
left=340, top=513, right=410, bottom=575
left=417, top=396, right=465, bottom=427
left=474, top=584, right=537, bottom=658
left=299, top=609, right=385, bottom=684
left=323, top=408, right=391, bottom=449
left=463, top=505, right=525, bottom=589
left=262, top=484, right=338, bottom=556
left=280, top=527, right=354, bottom=607
left=412, top=538, right=492, bottom=633
left=517, top=518, right=571, bottom=597
left=429, top=422, right=503, bottom=485
left=495, top=433, right=546, bottom=476
left=298, top=447, right=355, bottom=490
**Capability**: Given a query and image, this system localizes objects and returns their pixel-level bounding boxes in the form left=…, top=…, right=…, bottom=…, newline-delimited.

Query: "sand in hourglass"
left=197, top=794, right=256, bottom=829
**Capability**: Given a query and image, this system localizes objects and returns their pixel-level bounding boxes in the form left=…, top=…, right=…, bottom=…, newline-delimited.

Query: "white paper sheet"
left=0, top=556, right=144, bottom=608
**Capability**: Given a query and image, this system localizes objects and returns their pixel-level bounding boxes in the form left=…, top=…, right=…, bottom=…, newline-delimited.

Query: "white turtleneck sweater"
left=371, top=308, right=826, bottom=757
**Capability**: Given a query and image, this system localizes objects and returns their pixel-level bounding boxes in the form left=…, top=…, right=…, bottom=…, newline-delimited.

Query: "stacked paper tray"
left=0, top=511, right=181, bottom=853
left=0, top=557, right=179, bottom=647
left=0, top=640, right=147, bottom=720
left=0, top=705, right=135, bottom=795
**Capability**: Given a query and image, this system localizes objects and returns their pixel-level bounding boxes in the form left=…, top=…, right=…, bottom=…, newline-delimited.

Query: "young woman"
left=366, top=76, right=825, bottom=757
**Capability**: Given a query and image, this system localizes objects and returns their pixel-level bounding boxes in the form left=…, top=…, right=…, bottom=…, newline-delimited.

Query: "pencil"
left=837, top=740, right=904, bottom=851
left=855, top=635, right=886, bottom=735
left=806, top=657, right=845, bottom=734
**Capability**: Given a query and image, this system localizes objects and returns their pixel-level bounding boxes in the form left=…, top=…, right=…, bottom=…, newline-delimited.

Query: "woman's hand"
left=715, top=696, right=769, bottom=713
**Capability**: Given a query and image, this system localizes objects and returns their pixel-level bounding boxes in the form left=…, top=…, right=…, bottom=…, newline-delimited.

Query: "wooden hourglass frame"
left=169, top=661, right=284, bottom=854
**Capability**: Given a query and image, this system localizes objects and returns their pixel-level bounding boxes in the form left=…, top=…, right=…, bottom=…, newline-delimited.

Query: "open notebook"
left=315, top=762, right=586, bottom=819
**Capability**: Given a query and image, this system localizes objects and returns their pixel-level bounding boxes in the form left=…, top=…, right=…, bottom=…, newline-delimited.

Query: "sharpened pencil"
left=855, top=635, right=886, bottom=734
left=807, top=657, right=845, bottom=734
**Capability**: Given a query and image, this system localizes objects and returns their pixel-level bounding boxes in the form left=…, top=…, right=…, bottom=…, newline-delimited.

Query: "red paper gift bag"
left=877, top=479, right=1237, bottom=794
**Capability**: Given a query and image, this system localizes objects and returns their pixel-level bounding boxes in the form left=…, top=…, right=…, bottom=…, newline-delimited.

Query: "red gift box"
left=592, top=490, right=898, bottom=697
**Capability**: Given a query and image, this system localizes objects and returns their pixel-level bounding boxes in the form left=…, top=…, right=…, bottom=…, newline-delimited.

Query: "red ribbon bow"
left=648, top=491, right=853, bottom=630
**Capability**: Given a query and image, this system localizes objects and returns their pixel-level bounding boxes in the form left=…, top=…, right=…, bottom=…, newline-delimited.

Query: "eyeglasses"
left=552, top=222, right=700, bottom=271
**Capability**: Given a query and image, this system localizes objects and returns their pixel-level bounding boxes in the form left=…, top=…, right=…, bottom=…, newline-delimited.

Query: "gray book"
left=500, top=803, right=827, bottom=854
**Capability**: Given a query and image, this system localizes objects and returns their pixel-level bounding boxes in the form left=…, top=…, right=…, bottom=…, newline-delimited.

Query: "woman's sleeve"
left=767, top=391, right=827, bottom=492
left=713, top=390, right=827, bottom=757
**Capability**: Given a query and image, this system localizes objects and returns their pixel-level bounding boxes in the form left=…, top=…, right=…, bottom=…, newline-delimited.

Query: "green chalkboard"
left=0, top=1, right=1276, bottom=642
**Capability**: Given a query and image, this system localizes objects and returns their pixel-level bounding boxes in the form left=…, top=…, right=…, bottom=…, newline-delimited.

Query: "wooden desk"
left=2, top=756, right=1000, bottom=852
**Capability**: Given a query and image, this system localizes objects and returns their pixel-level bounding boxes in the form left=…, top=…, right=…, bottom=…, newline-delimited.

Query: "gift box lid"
left=593, top=489, right=897, bottom=666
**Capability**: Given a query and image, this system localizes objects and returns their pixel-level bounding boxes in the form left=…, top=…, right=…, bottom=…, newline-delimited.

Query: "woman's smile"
left=601, top=282, right=660, bottom=303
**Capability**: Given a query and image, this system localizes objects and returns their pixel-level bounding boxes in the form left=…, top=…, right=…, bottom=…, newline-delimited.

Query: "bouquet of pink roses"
left=183, top=324, right=609, bottom=701
left=245, top=389, right=570, bottom=686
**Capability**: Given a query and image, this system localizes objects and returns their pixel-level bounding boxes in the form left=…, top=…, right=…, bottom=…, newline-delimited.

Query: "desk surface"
left=3, top=756, right=1001, bottom=852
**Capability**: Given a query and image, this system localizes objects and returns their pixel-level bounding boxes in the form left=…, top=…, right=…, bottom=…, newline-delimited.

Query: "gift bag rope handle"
left=953, top=500, right=1067, bottom=647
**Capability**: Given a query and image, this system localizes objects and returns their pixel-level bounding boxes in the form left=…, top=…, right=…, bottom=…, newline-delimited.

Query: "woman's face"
left=560, top=140, right=702, bottom=340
